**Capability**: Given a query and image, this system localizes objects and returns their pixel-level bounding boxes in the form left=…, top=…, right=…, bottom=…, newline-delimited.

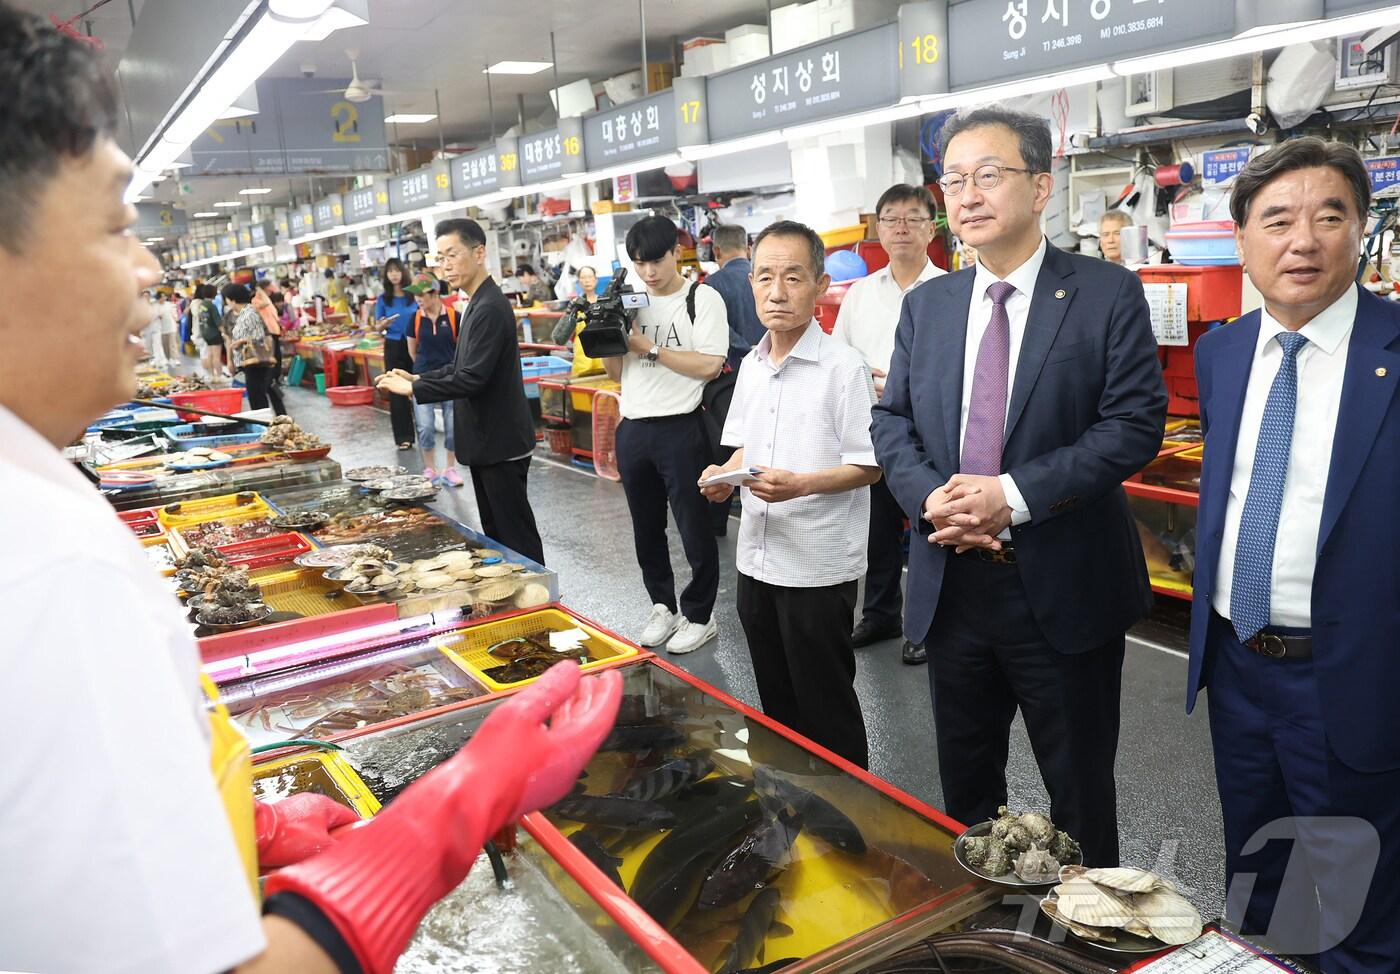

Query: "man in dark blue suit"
left=1189, top=138, right=1400, bottom=972
left=871, top=107, right=1166, bottom=866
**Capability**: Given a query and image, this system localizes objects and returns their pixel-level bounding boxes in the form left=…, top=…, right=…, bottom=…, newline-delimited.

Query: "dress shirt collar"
left=875, top=257, right=941, bottom=292
left=1258, top=283, right=1358, bottom=357
left=972, top=235, right=1048, bottom=304
left=754, top=319, right=823, bottom=369
left=0, top=402, right=94, bottom=503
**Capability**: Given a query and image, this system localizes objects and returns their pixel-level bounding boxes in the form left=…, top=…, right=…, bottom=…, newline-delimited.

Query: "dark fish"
left=698, top=809, right=803, bottom=909
left=719, top=887, right=794, bottom=974
left=569, top=831, right=625, bottom=890
left=600, top=721, right=687, bottom=753
left=551, top=794, right=678, bottom=830
left=754, top=767, right=866, bottom=855
left=623, top=754, right=715, bottom=802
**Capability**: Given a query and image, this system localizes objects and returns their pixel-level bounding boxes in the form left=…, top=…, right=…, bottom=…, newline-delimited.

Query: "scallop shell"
left=438, top=550, right=476, bottom=566
left=514, top=582, right=551, bottom=608
left=415, top=571, right=452, bottom=590
left=1133, top=888, right=1203, bottom=945
left=448, top=566, right=478, bottom=581
left=1081, top=866, right=1166, bottom=893
left=475, top=579, right=520, bottom=602
left=1053, top=878, right=1137, bottom=928
left=502, top=562, right=526, bottom=573
left=412, top=557, right=449, bottom=572
left=475, top=548, right=504, bottom=560
left=475, top=564, right=513, bottom=578
left=1040, top=895, right=1119, bottom=943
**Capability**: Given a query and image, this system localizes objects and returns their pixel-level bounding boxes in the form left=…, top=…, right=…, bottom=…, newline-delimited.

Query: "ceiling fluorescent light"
left=484, top=60, right=553, bottom=75
left=383, top=113, right=438, bottom=124
left=214, top=200, right=243, bottom=207
left=239, top=187, right=274, bottom=195
left=1113, top=6, right=1400, bottom=75
left=193, top=211, right=222, bottom=218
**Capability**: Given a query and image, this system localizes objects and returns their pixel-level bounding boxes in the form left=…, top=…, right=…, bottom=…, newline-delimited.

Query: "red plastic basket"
left=325, top=385, right=375, bottom=406
left=169, top=388, right=246, bottom=421
left=545, top=424, right=572, bottom=456
left=214, top=533, right=313, bottom=571
left=118, top=508, right=165, bottom=540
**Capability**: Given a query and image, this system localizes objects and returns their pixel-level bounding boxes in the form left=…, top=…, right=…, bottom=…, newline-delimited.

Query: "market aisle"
left=280, top=382, right=1226, bottom=918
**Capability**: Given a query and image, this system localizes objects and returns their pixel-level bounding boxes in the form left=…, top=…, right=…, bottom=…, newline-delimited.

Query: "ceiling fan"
left=305, top=50, right=411, bottom=103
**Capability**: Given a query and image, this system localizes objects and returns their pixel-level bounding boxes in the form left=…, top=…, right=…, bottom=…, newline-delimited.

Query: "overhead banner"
left=388, top=159, right=452, bottom=213
left=274, top=207, right=291, bottom=241
left=134, top=202, right=188, bottom=238
left=705, top=22, right=901, bottom=142
left=946, top=0, right=1234, bottom=88
left=583, top=89, right=678, bottom=170
left=345, top=185, right=391, bottom=224
left=898, top=1, right=950, bottom=97
left=313, top=193, right=345, bottom=233
left=187, top=77, right=390, bottom=175
left=290, top=204, right=314, bottom=238
left=519, top=118, right=586, bottom=185
left=249, top=221, right=275, bottom=249
left=450, top=144, right=507, bottom=199
left=1365, top=156, right=1400, bottom=193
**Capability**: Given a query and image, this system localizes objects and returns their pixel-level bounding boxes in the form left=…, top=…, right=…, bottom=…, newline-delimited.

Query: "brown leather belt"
left=961, top=543, right=1017, bottom=565
left=1213, top=611, right=1314, bottom=659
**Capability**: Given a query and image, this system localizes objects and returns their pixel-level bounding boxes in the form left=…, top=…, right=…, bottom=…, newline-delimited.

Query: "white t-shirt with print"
left=619, top=281, right=730, bottom=420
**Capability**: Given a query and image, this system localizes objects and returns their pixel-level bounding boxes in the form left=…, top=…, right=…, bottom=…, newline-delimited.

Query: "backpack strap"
left=685, top=281, right=700, bottom=324
left=414, top=305, right=458, bottom=342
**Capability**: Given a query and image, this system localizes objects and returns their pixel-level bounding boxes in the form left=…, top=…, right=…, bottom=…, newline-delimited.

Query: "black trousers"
left=383, top=337, right=417, bottom=446
left=737, top=573, right=869, bottom=769
left=861, top=477, right=907, bottom=630
left=927, top=553, right=1123, bottom=866
left=243, top=364, right=285, bottom=415
left=470, top=456, right=545, bottom=566
left=615, top=412, right=719, bottom=624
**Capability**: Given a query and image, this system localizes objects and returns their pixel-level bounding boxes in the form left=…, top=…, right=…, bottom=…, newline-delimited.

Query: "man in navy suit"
left=871, top=106, right=1166, bottom=866
left=1189, top=138, right=1400, bottom=971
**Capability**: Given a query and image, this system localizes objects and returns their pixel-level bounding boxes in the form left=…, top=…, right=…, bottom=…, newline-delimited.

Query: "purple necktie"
left=960, top=280, right=1016, bottom=476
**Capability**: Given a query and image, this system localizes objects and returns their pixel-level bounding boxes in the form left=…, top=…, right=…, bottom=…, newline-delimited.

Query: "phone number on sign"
left=1042, top=34, right=1083, bottom=52
left=1106, top=15, right=1166, bottom=37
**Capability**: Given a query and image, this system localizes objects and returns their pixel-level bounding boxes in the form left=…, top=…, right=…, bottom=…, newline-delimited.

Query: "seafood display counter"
left=101, top=455, right=343, bottom=511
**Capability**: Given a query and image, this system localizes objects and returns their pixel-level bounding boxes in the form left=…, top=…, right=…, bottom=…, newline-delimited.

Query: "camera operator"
left=603, top=216, right=728, bottom=655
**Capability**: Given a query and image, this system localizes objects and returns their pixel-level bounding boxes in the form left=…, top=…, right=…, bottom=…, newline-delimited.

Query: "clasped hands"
left=923, top=474, right=1011, bottom=553
left=375, top=368, right=419, bottom=397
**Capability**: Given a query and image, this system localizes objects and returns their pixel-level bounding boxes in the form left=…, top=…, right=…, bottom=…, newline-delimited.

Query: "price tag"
left=1144, top=283, right=1189, bottom=346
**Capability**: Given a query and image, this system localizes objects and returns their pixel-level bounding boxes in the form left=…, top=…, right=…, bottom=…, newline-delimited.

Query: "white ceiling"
left=15, top=0, right=903, bottom=226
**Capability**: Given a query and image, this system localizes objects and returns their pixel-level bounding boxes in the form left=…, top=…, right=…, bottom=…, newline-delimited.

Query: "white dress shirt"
left=0, top=404, right=266, bottom=974
left=721, top=320, right=879, bottom=587
left=960, top=237, right=1048, bottom=533
left=1213, top=284, right=1357, bottom=628
left=831, top=257, right=946, bottom=375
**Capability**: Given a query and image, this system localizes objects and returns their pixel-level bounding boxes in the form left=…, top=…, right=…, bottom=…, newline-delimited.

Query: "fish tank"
left=104, top=458, right=343, bottom=511
left=334, top=658, right=995, bottom=973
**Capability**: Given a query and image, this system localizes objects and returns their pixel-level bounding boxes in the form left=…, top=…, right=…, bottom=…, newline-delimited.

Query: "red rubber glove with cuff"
left=263, top=661, right=622, bottom=974
left=255, top=794, right=361, bottom=869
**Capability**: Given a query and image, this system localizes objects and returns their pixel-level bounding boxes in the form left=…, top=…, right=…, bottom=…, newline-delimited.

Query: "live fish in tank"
left=717, top=887, right=793, bottom=974
left=622, top=753, right=715, bottom=802
left=698, top=808, right=804, bottom=909
left=550, top=793, right=679, bottom=831
left=754, top=766, right=866, bottom=855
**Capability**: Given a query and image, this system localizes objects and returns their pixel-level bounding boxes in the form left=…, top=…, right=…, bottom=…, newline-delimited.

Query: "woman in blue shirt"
left=374, top=258, right=417, bottom=449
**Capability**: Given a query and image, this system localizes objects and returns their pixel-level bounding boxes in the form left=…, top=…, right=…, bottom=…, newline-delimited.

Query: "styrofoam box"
left=771, top=2, right=819, bottom=53
left=728, top=34, right=771, bottom=66
left=726, top=23, right=769, bottom=44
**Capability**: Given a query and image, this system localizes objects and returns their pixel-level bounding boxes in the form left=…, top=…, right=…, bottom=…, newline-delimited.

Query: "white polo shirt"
left=0, top=405, right=265, bottom=974
left=721, top=321, right=878, bottom=587
left=831, top=257, right=946, bottom=374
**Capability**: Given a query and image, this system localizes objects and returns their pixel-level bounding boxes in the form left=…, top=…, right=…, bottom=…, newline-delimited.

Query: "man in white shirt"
left=1188, top=138, right=1400, bottom=970
left=871, top=107, right=1166, bottom=866
left=0, top=10, right=619, bottom=973
left=832, top=183, right=946, bottom=665
left=604, top=216, right=729, bottom=655
left=701, top=220, right=881, bottom=769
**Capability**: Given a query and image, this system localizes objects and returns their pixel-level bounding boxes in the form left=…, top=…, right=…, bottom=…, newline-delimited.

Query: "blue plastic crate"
left=161, top=424, right=264, bottom=449
left=520, top=355, right=571, bottom=400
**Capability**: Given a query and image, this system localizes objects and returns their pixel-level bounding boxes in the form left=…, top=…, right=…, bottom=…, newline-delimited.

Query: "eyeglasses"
left=877, top=215, right=934, bottom=229
left=938, top=165, right=1040, bottom=197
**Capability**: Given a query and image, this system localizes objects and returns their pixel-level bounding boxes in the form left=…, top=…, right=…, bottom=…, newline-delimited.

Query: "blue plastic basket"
left=161, top=424, right=263, bottom=449
left=520, top=355, right=571, bottom=400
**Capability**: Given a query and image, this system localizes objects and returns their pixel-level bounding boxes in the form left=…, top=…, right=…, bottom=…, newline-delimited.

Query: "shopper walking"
left=251, top=279, right=284, bottom=383
left=191, top=284, right=225, bottom=381
left=155, top=290, right=181, bottom=363
left=140, top=292, right=170, bottom=369
left=604, top=216, right=728, bottom=654
left=402, top=271, right=463, bottom=487
left=374, top=257, right=418, bottom=450
left=700, top=220, right=880, bottom=768
left=870, top=106, right=1166, bottom=866
left=832, top=183, right=947, bottom=666
left=223, top=283, right=285, bottom=415
left=377, top=219, right=545, bottom=565
left=1187, top=138, right=1400, bottom=971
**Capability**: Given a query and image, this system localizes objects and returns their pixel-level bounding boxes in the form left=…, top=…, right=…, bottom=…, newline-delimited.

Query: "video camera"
left=569, top=267, right=649, bottom=359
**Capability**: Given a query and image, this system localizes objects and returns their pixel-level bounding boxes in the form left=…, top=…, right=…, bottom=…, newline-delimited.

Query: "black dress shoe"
left=851, top=618, right=903, bottom=648
left=902, top=640, right=928, bottom=665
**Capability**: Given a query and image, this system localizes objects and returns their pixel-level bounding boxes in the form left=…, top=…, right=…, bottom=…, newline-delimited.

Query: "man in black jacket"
left=377, top=218, right=544, bottom=565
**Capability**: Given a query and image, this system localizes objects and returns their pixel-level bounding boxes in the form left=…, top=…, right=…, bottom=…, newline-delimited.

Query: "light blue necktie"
left=1230, top=331, right=1310, bottom=643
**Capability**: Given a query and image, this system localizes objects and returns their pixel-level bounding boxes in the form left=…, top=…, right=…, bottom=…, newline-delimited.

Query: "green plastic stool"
left=314, top=372, right=327, bottom=395
left=287, top=356, right=306, bottom=387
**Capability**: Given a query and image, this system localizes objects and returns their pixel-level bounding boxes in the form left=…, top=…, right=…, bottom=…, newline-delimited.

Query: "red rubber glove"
left=255, top=794, right=361, bottom=869
left=263, top=661, right=621, bottom=974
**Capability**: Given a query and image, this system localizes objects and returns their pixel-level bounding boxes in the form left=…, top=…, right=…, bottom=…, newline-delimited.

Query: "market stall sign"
left=1365, top=156, right=1400, bottom=193
left=1201, top=148, right=1252, bottom=184
left=449, top=144, right=504, bottom=199
left=274, top=207, right=291, bottom=239
left=345, top=185, right=390, bottom=224
left=583, top=89, right=678, bottom=170
left=706, top=22, right=901, bottom=143
left=898, top=1, right=951, bottom=97
left=238, top=226, right=253, bottom=249
left=221, top=231, right=239, bottom=253
left=519, top=118, right=587, bottom=185
left=134, top=202, right=188, bottom=238
left=290, top=204, right=314, bottom=237
left=946, top=0, right=1234, bottom=89
left=187, top=77, right=390, bottom=175
left=250, top=221, right=273, bottom=249
left=313, top=193, right=344, bottom=233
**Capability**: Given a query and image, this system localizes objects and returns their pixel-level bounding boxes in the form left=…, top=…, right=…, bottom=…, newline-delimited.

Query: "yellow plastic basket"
left=157, top=491, right=272, bottom=529
left=435, top=607, right=639, bottom=692
left=247, top=566, right=367, bottom=618
left=253, top=751, right=381, bottom=817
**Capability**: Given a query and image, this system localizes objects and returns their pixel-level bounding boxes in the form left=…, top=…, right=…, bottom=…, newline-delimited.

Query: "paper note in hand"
left=700, top=467, right=762, bottom=488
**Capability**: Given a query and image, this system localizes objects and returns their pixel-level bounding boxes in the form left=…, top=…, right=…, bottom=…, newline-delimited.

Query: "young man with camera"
left=603, top=216, right=729, bottom=654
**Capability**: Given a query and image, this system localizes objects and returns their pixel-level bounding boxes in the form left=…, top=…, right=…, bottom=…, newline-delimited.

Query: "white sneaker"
left=638, top=604, right=681, bottom=647
left=666, top=617, right=717, bottom=655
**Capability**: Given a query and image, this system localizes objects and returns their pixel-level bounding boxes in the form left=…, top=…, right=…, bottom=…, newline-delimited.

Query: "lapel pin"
left=1055, top=289, right=1066, bottom=299
left=1378, top=367, right=1389, bottom=377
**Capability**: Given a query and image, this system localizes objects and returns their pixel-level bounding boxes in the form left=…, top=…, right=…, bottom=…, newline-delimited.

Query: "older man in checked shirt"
left=699, top=220, right=881, bottom=769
